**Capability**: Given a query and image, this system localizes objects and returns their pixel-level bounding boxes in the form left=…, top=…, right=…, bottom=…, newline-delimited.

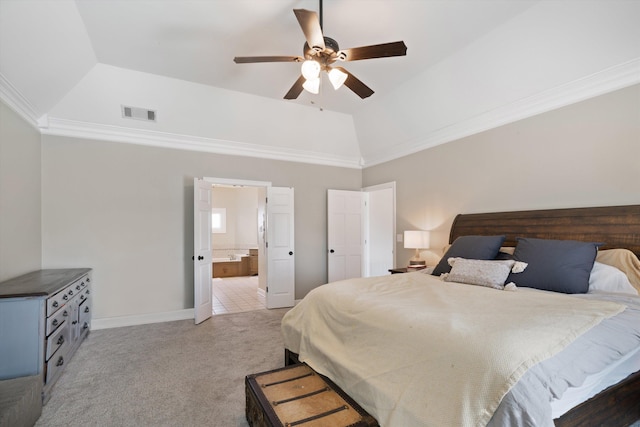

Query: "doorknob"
left=289, top=251, right=293, bottom=256
left=330, top=249, right=335, bottom=253
left=198, top=255, right=204, bottom=260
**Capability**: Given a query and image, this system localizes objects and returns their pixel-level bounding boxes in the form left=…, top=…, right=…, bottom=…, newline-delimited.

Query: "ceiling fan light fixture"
left=302, top=77, right=320, bottom=94
left=328, top=68, right=348, bottom=90
left=301, top=60, right=321, bottom=80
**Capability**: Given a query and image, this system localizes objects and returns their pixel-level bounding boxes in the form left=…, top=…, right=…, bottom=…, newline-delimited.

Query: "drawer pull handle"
left=57, top=335, right=65, bottom=345
left=63, top=310, right=69, bottom=317
left=86, top=277, right=90, bottom=282
left=80, top=295, right=85, bottom=300
left=68, top=290, right=73, bottom=295
left=56, top=356, right=64, bottom=367
left=52, top=301, right=59, bottom=308
left=52, top=319, right=59, bottom=327
left=63, top=295, right=68, bottom=300
left=83, top=322, right=89, bottom=330
left=86, top=289, right=90, bottom=294
left=72, top=320, right=77, bottom=325
left=84, top=306, right=90, bottom=313
left=76, top=285, right=81, bottom=290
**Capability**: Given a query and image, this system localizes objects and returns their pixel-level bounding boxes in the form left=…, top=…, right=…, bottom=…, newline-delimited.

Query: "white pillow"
left=588, top=262, right=638, bottom=295
left=443, top=258, right=526, bottom=290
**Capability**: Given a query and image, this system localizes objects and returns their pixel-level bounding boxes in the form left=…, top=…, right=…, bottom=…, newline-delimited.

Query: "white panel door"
left=193, top=178, right=213, bottom=324
left=367, top=187, right=394, bottom=276
left=328, top=190, right=363, bottom=283
left=266, top=187, right=295, bottom=309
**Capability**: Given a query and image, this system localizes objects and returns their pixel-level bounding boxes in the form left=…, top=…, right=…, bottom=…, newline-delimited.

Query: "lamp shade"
left=302, top=77, right=320, bottom=94
left=328, top=68, right=348, bottom=90
left=404, top=230, right=430, bottom=249
left=301, top=60, right=321, bottom=80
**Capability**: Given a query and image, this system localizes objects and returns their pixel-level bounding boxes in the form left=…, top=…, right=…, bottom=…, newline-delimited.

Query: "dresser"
left=0, top=268, right=92, bottom=402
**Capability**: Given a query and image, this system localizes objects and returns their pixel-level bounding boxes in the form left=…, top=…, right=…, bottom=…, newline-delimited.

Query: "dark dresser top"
left=0, top=269, right=91, bottom=299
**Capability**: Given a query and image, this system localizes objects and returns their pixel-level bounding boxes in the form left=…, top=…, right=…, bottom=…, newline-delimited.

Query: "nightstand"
left=389, top=267, right=426, bottom=274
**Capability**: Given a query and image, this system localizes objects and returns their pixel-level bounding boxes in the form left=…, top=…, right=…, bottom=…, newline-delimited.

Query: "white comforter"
left=281, top=272, right=624, bottom=427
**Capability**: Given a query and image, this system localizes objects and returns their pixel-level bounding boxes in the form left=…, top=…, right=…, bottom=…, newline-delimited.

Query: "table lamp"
left=404, top=230, right=430, bottom=266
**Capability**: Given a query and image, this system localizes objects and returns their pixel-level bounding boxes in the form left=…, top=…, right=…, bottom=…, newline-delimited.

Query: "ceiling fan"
left=233, top=0, right=407, bottom=100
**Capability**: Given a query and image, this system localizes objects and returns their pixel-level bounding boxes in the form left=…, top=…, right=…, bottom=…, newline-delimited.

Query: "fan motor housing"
left=304, top=36, right=340, bottom=64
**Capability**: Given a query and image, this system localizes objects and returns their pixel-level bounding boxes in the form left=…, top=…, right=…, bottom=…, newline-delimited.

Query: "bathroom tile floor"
left=212, top=275, right=264, bottom=315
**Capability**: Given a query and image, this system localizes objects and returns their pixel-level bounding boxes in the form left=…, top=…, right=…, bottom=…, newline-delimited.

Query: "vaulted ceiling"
left=1, top=1, right=638, bottom=168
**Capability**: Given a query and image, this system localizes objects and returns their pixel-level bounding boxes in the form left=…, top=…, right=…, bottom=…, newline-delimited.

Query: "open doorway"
left=210, top=184, right=264, bottom=315
left=194, top=177, right=295, bottom=323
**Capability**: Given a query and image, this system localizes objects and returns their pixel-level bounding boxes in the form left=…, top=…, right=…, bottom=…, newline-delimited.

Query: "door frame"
left=327, top=182, right=396, bottom=280
left=362, top=181, right=396, bottom=274
left=201, top=177, right=272, bottom=312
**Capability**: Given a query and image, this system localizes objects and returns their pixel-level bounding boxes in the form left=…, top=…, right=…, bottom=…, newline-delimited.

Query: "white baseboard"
left=92, top=308, right=195, bottom=330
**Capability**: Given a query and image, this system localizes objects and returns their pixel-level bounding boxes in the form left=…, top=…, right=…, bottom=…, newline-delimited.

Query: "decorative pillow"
left=508, top=237, right=600, bottom=294
left=432, top=235, right=506, bottom=276
left=596, top=249, right=640, bottom=294
left=589, top=262, right=638, bottom=295
left=443, top=258, right=526, bottom=290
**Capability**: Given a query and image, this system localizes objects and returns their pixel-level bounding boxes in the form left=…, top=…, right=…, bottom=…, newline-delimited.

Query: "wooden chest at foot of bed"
left=246, top=363, right=378, bottom=427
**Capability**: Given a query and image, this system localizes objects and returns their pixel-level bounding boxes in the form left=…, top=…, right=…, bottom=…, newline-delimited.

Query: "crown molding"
left=40, top=117, right=364, bottom=169
left=5, top=58, right=637, bottom=170
left=362, top=58, right=640, bottom=168
left=0, top=72, right=41, bottom=128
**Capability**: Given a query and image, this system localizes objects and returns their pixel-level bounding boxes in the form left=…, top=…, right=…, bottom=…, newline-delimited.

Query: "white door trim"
left=203, top=177, right=272, bottom=188
left=362, top=182, right=396, bottom=270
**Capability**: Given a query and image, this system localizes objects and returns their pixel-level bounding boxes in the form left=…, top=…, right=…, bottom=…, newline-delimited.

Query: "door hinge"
left=266, top=241, right=268, bottom=248
left=266, top=286, right=268, bottom=293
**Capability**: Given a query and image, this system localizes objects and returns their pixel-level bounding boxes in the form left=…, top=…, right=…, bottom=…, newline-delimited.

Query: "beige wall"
left=0, top=102, right=42, bottom=281
left=363, top=84, right=640, bottom=268
left=41, top=136, right=362, bottom=319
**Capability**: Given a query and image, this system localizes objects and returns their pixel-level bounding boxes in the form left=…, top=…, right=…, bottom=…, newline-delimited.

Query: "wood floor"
left=212, top=275, right=264, bottom=315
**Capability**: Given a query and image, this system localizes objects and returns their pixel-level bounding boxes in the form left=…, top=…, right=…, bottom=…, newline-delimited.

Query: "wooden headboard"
left=450, top=204, right=640, bottom=258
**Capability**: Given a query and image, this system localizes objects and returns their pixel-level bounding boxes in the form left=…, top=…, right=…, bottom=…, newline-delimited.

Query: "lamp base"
left=409, top=260, right=426, bottom=266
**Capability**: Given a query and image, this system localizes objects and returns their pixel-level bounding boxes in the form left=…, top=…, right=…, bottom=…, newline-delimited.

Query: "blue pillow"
left=507, top=237, right=600, bottom=294
left=432, top=235, right=506, bottom=276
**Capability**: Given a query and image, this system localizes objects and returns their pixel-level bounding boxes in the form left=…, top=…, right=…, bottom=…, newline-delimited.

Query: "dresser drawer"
left=45, top=352, right=67, bottom=385
left=46, top=292, right=66, bottom=317
left=46, top=322, right=69, bottom=361
left=74, top=276, right=89, bottom=294
left=46, top=306, right=70, bottom=336
left=78, top=287, right=90, bottom=304
left=79, top=298, right=91, bottom=332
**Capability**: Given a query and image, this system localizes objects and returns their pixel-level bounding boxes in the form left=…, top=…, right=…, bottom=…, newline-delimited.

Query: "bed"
left=281, top=204, right=640, bottom=427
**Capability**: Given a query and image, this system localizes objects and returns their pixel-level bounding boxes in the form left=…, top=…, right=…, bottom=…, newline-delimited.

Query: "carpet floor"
left=36, top=308, right=289, bottom=427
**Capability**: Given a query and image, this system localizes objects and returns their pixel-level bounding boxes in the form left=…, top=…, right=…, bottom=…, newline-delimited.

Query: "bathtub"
left=212, top=255, right=250, bottom=278
left=212, top=257, right=241, bottom=263
left=212, top=253, right=247, bottom=263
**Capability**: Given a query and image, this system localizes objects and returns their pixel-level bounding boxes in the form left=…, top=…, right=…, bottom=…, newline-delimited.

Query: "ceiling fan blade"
left=334, top=67, right=374, bottom=99
left=284, top=75, right=306, bottom=100
left=293, top=9, right=325, bottom=52
left=234, top=56, right=304, bottom=64
left=338, top=41, right=407, bottom=62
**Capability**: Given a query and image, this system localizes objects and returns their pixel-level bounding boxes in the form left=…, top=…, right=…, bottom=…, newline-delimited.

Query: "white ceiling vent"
left=121, top=105, right=156, bottom=122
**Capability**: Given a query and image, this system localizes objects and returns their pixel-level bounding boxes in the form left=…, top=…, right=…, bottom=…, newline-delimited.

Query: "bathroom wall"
left=211, top=186, right=259, bottom=257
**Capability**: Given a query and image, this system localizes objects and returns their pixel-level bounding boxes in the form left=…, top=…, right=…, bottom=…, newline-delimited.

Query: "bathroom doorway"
left=210, top=184, right=264, bottom=315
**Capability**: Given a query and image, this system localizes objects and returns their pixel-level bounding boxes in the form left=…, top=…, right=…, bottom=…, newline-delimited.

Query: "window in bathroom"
left=212, top=208, right=226, bottom=233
